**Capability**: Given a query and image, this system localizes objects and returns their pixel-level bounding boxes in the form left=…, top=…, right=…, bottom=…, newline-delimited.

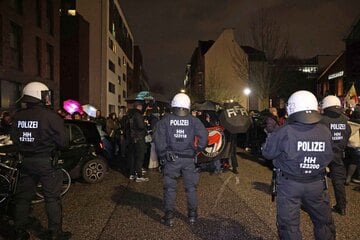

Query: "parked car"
left=0, top=120, right=109, bottom=184
left=62, top=119, right=108, bottom=183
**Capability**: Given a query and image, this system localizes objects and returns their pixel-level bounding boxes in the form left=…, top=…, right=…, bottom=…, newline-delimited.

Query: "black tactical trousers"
left=14, top=156, right=63, bottom=233
left=163, top=157, right=199, bottom=213
left=276, top=174, right=335, bottom=240
left=328, top=161, right=347, bottom=210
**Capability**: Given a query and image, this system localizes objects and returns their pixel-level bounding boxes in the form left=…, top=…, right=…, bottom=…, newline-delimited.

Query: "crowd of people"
left=2, top=97, right=360, bottom=185
left=2, top=85, right=360, bottom=238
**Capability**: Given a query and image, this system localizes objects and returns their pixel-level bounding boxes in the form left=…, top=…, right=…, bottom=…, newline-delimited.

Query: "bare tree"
left=248, top=7, right=290, bottom=109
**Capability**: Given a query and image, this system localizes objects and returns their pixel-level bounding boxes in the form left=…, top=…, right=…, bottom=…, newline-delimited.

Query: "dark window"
left=123, top=90, right=126, bottom=98
left=118, top=94, right=121, bottom=103
left=46, top=43, right=54, bottom=79
left=10, top=21, right=23, bottom=70
left=46, top=0, right=54, bottom=35
left=36, top=0, right=42, bottom=28
left=108, top=104, right=115, bottom=114
left=118, top=56, right=121, bottom=66
left=108, top=82, right=115, bottom=94
left=10, top=0, right=23, bottom=15
left=123, top=73, right=126, bottom=82
left=36, top=37, right=42, bottom=76
left=118, top=75, right=121, bottom=85
left=108, top=60, right=115, bottom=73
left=108, top=0, right=133, bottom=62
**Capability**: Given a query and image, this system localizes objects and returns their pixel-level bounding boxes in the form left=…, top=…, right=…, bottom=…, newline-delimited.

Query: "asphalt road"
left=3, top=150, right=360, bottom=240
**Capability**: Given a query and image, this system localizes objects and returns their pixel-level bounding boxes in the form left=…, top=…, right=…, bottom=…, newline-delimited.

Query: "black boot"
left=332, top=205, right=346, bottom=216
left=188, top=210, right=197, bottom=224
left=161, top=211, right=174, bottom=227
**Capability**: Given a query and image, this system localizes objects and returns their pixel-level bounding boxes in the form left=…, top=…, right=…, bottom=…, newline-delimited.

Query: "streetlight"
left=243, top=88, right=251, bottom=110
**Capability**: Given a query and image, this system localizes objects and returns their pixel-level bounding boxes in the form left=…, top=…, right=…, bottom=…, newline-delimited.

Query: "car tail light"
left=99, top=142, right=105, bottom=150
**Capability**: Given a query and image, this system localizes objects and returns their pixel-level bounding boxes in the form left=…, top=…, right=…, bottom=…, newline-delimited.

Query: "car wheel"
left=82, top=157, right=108, bottom=183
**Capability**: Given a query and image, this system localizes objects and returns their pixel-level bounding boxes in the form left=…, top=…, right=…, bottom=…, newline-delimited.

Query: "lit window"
left=67, top=10, right=76, bottom=16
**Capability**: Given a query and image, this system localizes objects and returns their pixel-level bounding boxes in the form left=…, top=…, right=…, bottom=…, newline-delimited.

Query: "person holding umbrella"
left=219, top=102, right=252, bottom=174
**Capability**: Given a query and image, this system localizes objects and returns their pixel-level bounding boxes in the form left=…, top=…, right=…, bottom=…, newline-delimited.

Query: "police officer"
left=10, top=82, right=71, bottom=240
left=153, top=93, right=208, bottom=227
left=262, top=90, right=336, bottom=240
left=321, top=95, right=351, bottom=216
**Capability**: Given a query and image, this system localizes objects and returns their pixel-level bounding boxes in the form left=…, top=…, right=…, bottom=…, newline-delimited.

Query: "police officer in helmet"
left=153, top=93, right=208, bottom=227
left=262, top=90, right=336, bottom=240
left=10, top=82, right=71, bottom=240
left=321, top=95, right=351, bottom=215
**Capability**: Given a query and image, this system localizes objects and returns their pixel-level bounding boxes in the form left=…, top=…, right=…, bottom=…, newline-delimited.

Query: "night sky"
left=120, top=0, right=360, bottom=97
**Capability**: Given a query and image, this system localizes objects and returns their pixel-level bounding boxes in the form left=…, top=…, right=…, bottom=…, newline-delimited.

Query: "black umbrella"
left=194, top=100, right=221, bottom=111
left=219, top=102, right=252, bottom=133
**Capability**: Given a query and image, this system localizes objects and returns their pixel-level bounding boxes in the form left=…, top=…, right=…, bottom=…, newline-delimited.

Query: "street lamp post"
left=243, top=88, right=251, bottom=110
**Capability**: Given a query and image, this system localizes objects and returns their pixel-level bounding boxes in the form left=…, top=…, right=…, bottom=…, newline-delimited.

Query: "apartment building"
left=0, top=0, right=61, bottom=111
left=73, top=0, right=134, bottom=116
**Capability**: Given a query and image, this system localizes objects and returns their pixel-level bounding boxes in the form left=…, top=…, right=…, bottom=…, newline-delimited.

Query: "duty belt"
left=280, top=170, right=324, bottom=183
left=175, top=154, right=195, bottom=158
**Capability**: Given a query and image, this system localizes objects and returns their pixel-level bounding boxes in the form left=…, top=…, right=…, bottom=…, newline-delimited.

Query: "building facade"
left=186, top=29, right=249, bottom=108
left=75, top=0, right=134, bottom=116
left=317, top=53, right=345, bottom=98
left=345, top=16, right=360, bottom=92
left=131, top=45, right=150, bottom=96
left=60, top=13, right=90, bottom=105
left=0, top=0, right=61, bottom=111
left=317, top=15, right=360, bottom=100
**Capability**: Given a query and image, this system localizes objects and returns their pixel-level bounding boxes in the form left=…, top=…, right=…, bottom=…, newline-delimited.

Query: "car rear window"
left=65, top=120, right=101, bottom=145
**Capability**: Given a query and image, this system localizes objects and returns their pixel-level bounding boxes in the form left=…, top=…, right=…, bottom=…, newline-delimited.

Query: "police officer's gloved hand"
left=195, top=147, right=203, bottom=154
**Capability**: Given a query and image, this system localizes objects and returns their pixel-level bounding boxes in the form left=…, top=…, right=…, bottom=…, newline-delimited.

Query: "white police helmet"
left=286, top=90, right=322, bottom=124
left=171, top=93, right=191, bottom=109
left=20, top=81, right=51, bottom=104
left=171, top=93, right=191, bottom=116
left=321, top=95, right=341, bottom=110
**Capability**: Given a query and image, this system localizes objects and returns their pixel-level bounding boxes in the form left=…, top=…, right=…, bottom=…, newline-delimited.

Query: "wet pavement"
left=2, top=150, right=360, bottom=239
